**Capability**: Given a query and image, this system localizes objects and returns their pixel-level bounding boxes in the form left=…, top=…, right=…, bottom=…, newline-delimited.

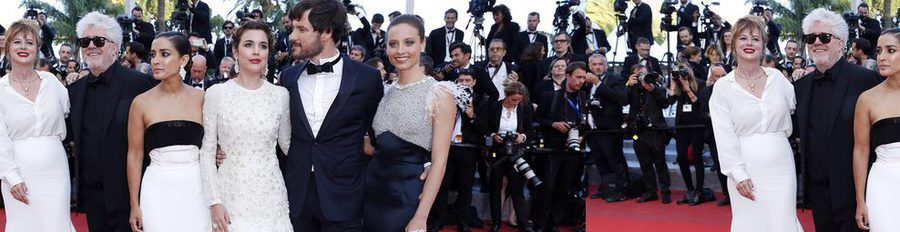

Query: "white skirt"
left=728, top=133, right=803, bottom=232
left=866, top=143, right=900, bottom=232
left=0, top=136, right=75, bottom=231
left=140, top=145, right=211, bottom=232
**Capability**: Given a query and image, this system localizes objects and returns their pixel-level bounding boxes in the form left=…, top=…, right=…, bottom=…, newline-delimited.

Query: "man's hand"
left=585, top=73, right=600, bottom=85
left=627, top=74, right=639, bottom=86
left=464, top=103, right=474, bottom=118
left=507, top=71, right=519, bottom=82
left=275, top=52, right=288, bottom=62
left=552, top=122, right=570, bottom=134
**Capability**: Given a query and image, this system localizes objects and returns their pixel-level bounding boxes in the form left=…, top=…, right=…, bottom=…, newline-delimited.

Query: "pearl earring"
left=179, top=66, right=186, bottom=80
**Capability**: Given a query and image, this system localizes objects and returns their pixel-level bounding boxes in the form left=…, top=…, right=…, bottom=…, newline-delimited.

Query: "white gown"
left=199, top=80, right=293, bottom=231
left=0, top=71, right=76, bottom=231
left=865, top=117, right=900, bottom=231
left=709, top=68, right=803, bottom=232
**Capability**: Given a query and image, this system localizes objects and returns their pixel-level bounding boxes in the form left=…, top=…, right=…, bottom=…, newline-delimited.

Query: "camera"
left=236, top=7, right=250, bottom=21
left=639, top=72, right=660, bottom=85
left=343, top=0, right=357, bottom=13
left=671, top=69, right=689, bottom=82
left=116, top=15, right=134, bottom=34
left=499, top=131, right=543, bottom=187
left=171, top=0, right=192, bottom=33
left=750, top=0, right=766, bottom=16
left=842, top=12, right=860, bottom=28
left=466, top=0, right=496, bottom=33
left=25, top=5, right=39, bottom=20
left=613, top=0, right=629, bottom=13
left=659, top=0, right=677, bottom=15
left=553, top=0, right=580, bottom=31
left=566, top=122, right=582, bottom=152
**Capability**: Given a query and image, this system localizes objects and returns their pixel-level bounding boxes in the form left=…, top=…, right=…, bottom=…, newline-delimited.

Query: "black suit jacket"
left=519, top=31, right=548, bottom=59
left=539, top=53, right=587, bottom=78
left=590, top=72, right=628, bottom=129
left=40, top=24, right=57, bottom=60
left=487, top=22, right=524, bottom=63
left=132, top=20, right=156, bottom=52
left=190, top=1, right=213, bottom=43
left=443, top=64, right=501, bottom=104
left=794, top=58, right=880, bottom=208
left=860, top=17, right=882, bottom=52
left=626, top=2, right=654, bottom=47
left=626, top=85, right=669, bottom=130
left=213, top=37, right=234, bottom=66
left=573, top=28, right=611, bottom=55
left=68, top=64, right=154, bottom=213
left=352, top=16, right=385, bottom=59
left=483, top=100, right=534, bottom=148
left=536, top=88, right=589, bottom=148
left=621, top=54, right=662, bottom=78
left=426, top=27, right=465, bottom=65
left=280, top=56, right=384, bottom=222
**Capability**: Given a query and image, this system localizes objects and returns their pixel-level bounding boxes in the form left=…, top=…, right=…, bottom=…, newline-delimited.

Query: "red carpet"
left=587, top=190, right=817, bottom=232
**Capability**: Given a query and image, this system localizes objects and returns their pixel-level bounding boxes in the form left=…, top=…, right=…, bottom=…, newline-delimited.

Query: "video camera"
left=660, top=0, right=677, bottom=30
left=116, top=15, right=134, bottom=34
left=235, top=7, right=250, bottom=21
left=842, top=11, right=860, bottom=28
left=25, top=5, right=39, bottom=20
left=700, top=1, right=720, bottom=26
left=171, top=0, right=192, bottom=33
left=750, top=0, right=766, bottom=16
left=553, top=0, right=580, bottom=32
left=638, top=72, right=660, bottom=86
left=501, top=131, right=543, bottom=187
left=466, top=0, right=496, bottom=32
left=613, top=0, right=629, bottom=37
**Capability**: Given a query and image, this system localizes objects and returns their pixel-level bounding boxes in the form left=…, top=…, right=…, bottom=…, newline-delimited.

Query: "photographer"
left=213, top=21, right=235, bottom=66
left=666, top=61, right=708, bottom=205
left=482, top=39, right=521, bottom=99
left=53, top=43, right=74, bottom=77
left=778, top=39, right=799, bottom=72
left=540, top=32, right=585, bottom=77
left=487, top=5, right=525, bottom=64
left=350, top=9, right=385, bottom=61
left=36, top=12, right=57, bottom=60
left=128, top=7, right=156, bottom=53
left=626, top=0, right=654, bottom=51
left=533, top=62, right=590, bottom=232
left=190, top=0, right=213, bottom=43
left=483, top=81, right=535, bottom=232
left=583, top=54, right=630, bottom=202
left=621, top=37, right=661, bottom=78
left=430, top=69, right=487, bottom=232
left=674, top=0, right=700, bottom=46
left=763, top=9, right=782, bottom=57
left=703, top=13, right=732, bottom=49
left=857, top=3, right=881, bottom=49
left=676, top=26, right=696, bottom=53
left=625, top=64, right=671, bottom=204
left=682, top=46, right=708, bottom=83
left=850, top=38, right=877, bottom=71
left=437, top=42, right=500, bottom=103
left=572, top=13, right=611, bottom=55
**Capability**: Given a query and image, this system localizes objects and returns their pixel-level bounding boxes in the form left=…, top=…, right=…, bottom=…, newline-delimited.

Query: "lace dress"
left=365, top=77, right=462, bottom=231
left=199, top=80, right=293, bottom=231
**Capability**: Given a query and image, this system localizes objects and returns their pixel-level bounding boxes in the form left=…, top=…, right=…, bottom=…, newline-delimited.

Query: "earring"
left=179, top=66, right=186, bottom=80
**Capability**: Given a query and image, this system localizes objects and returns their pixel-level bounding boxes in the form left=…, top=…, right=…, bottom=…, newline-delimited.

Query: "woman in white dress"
left=709, top=16, right=804, bottom=232
left=199, top=21, right=293, bottom=232
left=853, top=28, right=900, bottom=231
left=0, top=19, right=75, bottom=231
left=126, top=32, right=211, bottom=232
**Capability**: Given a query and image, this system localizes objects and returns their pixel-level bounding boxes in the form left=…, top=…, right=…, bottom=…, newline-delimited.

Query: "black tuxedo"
left=585, top=71, right=629, bottom=197
left=352, top=16, right=385, bottom=60
left=40, top=24, right=57, bottom=60
left=539, top=53, right=587, bottom=77
left=68, top=64, right=154, bottom=231
left=621, top=54, right=662, bottom=78
left=213, top=36, right=234, bottom=66
left=519, top=30, right=548, bottom=58
left=859, top=17, right=882, bottom=53
left=487, top=22, right=524, bottom=63
left=129, top=20, right=156, bottom=53
left=674, top=2, right=700, bottom=46
left=766, top=20, right=782, bottom=56
left=626, top=2, right=654, bottom=49
left=190, top=0, right=213, bottom=43
left=794, top=58, right=880, bottom=231
left=426, top=27, right=465, bottom=64
left=573, top=28, right=611, bottom=55
left=280, top=56, right=383, bottom=229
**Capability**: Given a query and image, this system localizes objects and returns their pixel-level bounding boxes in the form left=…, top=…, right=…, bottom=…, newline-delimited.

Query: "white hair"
left=802, top=8, right=849, bottom=42
left=76, top=12, right=123, bottom=47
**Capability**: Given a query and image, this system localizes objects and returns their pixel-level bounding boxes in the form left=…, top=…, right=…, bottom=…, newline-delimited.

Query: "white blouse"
left=499, top=105, right=518, bottom=134
left=0, top=71, right=70, bottom=186
left=709, top=67, right=795, bottom=183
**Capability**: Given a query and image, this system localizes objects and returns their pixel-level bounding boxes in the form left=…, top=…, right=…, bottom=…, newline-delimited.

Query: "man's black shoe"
left=589, top=191, right=605, bottom=199
left=661, top=192, right=672, bottom=204
left=636, top=192, right=658, bottom=203
left=717, top=198, right=731, bottom=206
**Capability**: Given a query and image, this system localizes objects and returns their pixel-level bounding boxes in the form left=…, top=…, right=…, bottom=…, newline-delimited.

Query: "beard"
left=296, top=39, right=324, bottom=60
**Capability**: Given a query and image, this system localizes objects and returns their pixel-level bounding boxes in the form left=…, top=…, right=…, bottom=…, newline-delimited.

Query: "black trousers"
left=705, top=128, right=729, bottom=198
left=632, top=130, right=670, bottom=194
left=82, top=185, right=130, bottom=232
left=675, top=127, right=705, bottom=190
left=585, top=132, right=628, bottom=193
left=489, top=152, right=529, bottom=226
left=808, top=181, right=860, bottom=232
left=430, top=146, right=479, bottom=227
left=291, top=172, right=363, bottom=232
left=531, top=151, right=583, bottom=228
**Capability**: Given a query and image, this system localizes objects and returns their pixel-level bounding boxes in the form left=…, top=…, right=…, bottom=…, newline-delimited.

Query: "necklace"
left=738, top=69, right=765, bottom=93
left=395, top=77, right=431, bottom=90
left=12, top=72, right=39, bottom=97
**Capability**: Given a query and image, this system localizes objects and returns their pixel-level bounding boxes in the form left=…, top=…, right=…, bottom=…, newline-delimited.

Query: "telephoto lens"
left=566, top=124, right=581, bottom=152
left=512, top=150, right=542, bottom=187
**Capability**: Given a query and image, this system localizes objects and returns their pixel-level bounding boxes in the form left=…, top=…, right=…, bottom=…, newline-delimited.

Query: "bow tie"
left=812, top=71, right=834, bottom=81
left=306, top=56, right=342, bottom=75
left=527, top=31, right=537, bottom=35
left=86, top=73, right=108, bottom=86
left=488, top=63, right=501, bottom=68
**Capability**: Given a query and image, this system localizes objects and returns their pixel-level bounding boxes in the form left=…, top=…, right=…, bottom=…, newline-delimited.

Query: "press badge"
left=682, top=104, right=693, bottom=112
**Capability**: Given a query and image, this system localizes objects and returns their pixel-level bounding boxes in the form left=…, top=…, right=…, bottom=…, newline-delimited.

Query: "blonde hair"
left=5, top=19, right=42, bottom=61
left=730, top=15, right=768, bottom=53
left=503, top=81, right=529, bottom=103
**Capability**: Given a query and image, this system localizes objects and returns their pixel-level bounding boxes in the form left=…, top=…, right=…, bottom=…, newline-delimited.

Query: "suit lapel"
left=99, top=66, right=126, bottom=139
left=318, top=56, right=358, bottom=136
left=288, top=64, right=315, bottom=139
left=825, top=61, right=851, bottom=136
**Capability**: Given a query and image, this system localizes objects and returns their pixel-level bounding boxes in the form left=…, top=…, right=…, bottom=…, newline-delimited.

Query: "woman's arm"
left=276, top=89, right=291, bottom=154
left=409, top=84, right=457, bottom=231
left=125, top=96, right=146, bottom=231
left=852, top=93, right=872, bottom=209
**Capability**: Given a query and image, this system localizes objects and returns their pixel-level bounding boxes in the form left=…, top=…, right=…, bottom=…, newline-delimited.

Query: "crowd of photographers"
left=2, top=0, right=897, bottom=231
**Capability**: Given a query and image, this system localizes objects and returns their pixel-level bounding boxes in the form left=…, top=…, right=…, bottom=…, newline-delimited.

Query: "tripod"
left=660, top=18, right=676, bottom=81
left=467, top=16, right=487, bottom=64
left=611, top=13, right=628, bottom=64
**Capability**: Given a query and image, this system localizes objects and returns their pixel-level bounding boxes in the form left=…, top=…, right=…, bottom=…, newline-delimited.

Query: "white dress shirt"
left=298, top=52, right=343, bottom=171
left=487, top=62, right=508, bottom=99
left=444, top=27, right=456, bottom=63
left=499, top=105, right=518, bottom=134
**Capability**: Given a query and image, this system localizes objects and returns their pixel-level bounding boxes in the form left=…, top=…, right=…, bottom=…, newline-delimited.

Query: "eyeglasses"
left=553, top=39, right=569, bottom=44
left=803, top=33, right=837, bottom=45
left=78, top=36, right=110, bottom=48
left=224, top=26, right=234, bottom=29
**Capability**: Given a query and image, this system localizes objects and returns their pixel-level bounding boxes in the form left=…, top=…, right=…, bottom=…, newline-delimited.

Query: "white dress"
left=709, top=68, right=803, bottom=232
left=0, top=71, right=76, bottom=231
left=865, top=117, right=900, bottom=231
left=199, top=80, right=293, bottom=231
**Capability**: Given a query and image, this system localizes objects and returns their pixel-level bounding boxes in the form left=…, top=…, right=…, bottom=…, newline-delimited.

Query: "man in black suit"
left=572, top=14, right=611, bottom=55
left=621, top=37, right=661, bottom=78
left=482, top=39, right=520, bottom=100
left=540, top=33, right=586, bottom=77
left=68, top=12, right=155, bottom=231
left=856, top=3, right=882, bottom=53
left=53, top=43, right=75, bottom=76
left=350, top=10, right=385, bottom=61
left=213, top=21, right=235, bottom=66
left=190, top=0, right=212, bottom=43
left=533, top=62, right=590, bottom=232
left=189, top=32, right=216, bottom=72
left=426, top=9, right=464, bottom=66
left=36, top=12, right=57, bottom=60
left=275, top=15, right=295, bottom=71
left=674, top=0, right=700, bottom=46
left=794, top=10, right=881, bottom=232
left=624, top=63, right=672, bottom=204
left=626, top=0, right=653, bottom=52
left=437, top=42, right=500, bottom=104
left=703, top=14, right=731, bottom=48
left=763, top=9, right=782, bottom=57
left=128, top=7, right=156, bottom=53
left=520, top=12, right=548, bottom=59
left=584, top=54, right=630, bottom=202
left=281, top=1, right=384, bottom=230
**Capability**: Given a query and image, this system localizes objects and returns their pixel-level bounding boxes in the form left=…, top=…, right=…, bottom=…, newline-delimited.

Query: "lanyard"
left=566, top=93, right=580, bottom=115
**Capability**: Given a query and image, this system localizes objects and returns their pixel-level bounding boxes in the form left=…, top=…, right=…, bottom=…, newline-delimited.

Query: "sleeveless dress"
left=365, top=78, right=460, bottom=231
left=140, top=120, right=211, bottom=232
left=865, top=117, right=900, bottom=231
